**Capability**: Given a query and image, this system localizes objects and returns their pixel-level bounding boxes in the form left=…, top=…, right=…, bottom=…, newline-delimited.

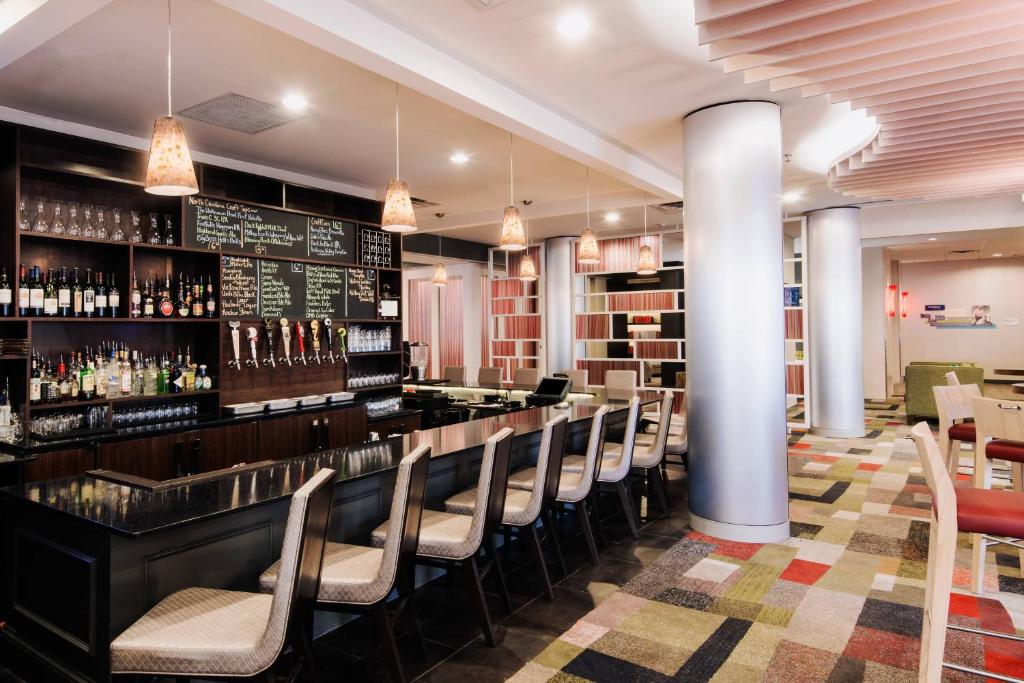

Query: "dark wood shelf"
left=0, top=355, right=27, bottom=360
left=18, top=160, right=146, bottom=188
left=129, top=242, right=218, bottom=256
left=29, top=390, right=220, bottom=413
left=17, top=231, right=133, bottom=248
left=348, top=384, right=402, bottom=393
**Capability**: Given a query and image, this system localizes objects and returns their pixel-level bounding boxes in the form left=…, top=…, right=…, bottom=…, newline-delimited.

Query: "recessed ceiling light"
left=927, top=237, right=938, bottom=241
left=781, top=190, right=803, bottom=204
left=281, top=92, right=307, bottom=112
left=449, top=151, right=470, bottom=165
left=993, top=252, right=1004, bottom=257
left=557, top=9, right=591, bottom=42
left=604, top=211, right=620, bottom=223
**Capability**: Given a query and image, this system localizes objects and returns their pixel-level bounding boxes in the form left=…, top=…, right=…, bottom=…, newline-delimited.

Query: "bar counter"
left=0, top=387, right=658, bottom=682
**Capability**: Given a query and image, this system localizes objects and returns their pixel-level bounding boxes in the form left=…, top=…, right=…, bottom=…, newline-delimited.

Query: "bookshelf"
left=486, top=245, right=545, bottom=382
left=784, top=216, right=810, bottom=429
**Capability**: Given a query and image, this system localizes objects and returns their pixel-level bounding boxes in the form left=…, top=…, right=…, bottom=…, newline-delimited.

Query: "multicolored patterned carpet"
left=512, top=402, right=1024, bottom=682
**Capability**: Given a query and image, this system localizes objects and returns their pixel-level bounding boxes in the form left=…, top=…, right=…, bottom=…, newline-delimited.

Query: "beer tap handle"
left=279, top=317, right=292, bottom=366
left=228, top=321, right=242, bottom=370
left=324, top=318, right=335, bottom=363
left=310, top=320, right=322, bottom=364
left=263, top=318, right=276, bottom=368
left=339, top=327, right=348, bottom=364
left=294, top=321, right=307, bottom=365
left=245, top=327, right=260, bottom=368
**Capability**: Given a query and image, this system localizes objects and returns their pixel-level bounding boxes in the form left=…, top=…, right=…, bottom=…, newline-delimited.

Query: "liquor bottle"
left=106, top=347, right=120, bottom=398
left=29, top=266, right=43, bottom=316
left=168, top=351, right=182, bottom=393
left=130, top=271, right=141, bottom=318
left=143, top=357, right=158, bottom=396
left=157, top=356, right=168, bottom=394
left=42, top=268, right=58, bottom=316
left=0, top=267, right=11, bottom=317
left=192, top=276, right=204, bottom=318
left=176, top=275, right=189, bottom=318
left=196, top=364, right=210, bottom=390
left=204, top=277, right=216, bottom=317
left=80, top=359, right=96, bottom=401
left=94, top=271, right=107, bottom=318
left=29, top=353, right=41, bottom=404
left=82, top=269, right=95, bottom=318
left=94, top=353, right=107, bottom=398
left=58, top=354, right=70, bottom=402
left=108, top=273, right=120, bottom=317
left=17, top=264, right=29, bottom=317
left=57, top=266, right=71, bottom=317
left=132, top=351, right=145, bottom=396
left=142, top=279, right=155, bottom=318
left=159, top=275, right=174, bottom=318
left=120, top=348, right=133, bottom=396
left=183, top=275, right=193, bottom=316
left=39, top=359, right=52, bottom=403
left=71, top=268, right=83, bottom=317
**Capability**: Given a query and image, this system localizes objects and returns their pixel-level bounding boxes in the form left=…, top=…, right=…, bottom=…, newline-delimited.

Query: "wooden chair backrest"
left=971, top=396, right=1024, bottom=443
left=945, top=371, right=960, bottom=386
left=933, top=383, right=980, bottom=428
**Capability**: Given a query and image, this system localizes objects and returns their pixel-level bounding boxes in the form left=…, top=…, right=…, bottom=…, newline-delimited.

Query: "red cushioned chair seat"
left=985, top=440, right=1024, bottom=463
left=955, top=487, right=1024, bottom=537
left=948, top=422, right=976, bottom=442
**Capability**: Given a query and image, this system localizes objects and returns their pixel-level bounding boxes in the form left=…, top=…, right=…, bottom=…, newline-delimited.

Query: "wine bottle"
left=71, top=267, right=83, bottom=317
left=143, top=279, right=155, bottom=318
left=57, top=266, right=71, bottom=317
left=29, top=353, right=41, bottom=404
left=0, top=267, right=12, bottom=317
left=17, top=264, right=29, bottom=317
left=108, top=273, right=120, bottom=317
left=82, top=268, right=95, bottom=318
left=94, top=271, right=107, bottom=318
left=29, top=266, right=43, bottom=316
left=42, top=268, right=58, bottom=316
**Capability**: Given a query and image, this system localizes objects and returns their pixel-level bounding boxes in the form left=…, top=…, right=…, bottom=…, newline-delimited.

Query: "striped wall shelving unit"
left=784, top=216, right=810, bottom=429
left=487, top=245, right=545, bottom=382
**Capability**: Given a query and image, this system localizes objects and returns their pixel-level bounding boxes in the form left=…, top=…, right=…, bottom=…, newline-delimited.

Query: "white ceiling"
left=885, top=227, right=1024, bottom=263
left=0, top=0, right=879, bottom=245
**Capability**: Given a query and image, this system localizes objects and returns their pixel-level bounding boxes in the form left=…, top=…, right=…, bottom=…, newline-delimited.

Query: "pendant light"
left=432, top=234, right=448, bottom=287
left=144, top=0, right=199, bottom=196
left=636, top=192, right=657, bottom=275
left=519, top=218, right=537, bottom=281
left=577, top=167, right=600, bottom=265
left=382, top=83, right=417, bottom=233
left=498, top=134, right=526, bottom=251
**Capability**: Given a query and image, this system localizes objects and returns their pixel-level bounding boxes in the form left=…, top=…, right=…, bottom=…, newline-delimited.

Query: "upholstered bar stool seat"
left=507, top=467, right=583, bottom=495
left=261, top=543, right=382, bottom=603
left=955, top=487, right=1024, bottom=538
left=560, top=452, right=623, bottom=477
left=444, top=487, right=534, bottom=525
left=110, top=588, right=274, bottom=676
left=372, top=509, right=475, bottom=560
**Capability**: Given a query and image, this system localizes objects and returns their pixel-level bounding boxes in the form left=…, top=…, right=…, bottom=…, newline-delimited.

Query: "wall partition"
left=487, top=245, right=546, bottom=381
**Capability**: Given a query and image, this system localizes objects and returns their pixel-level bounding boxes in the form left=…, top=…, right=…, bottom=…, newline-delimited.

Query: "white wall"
left=898, top=257, right=1024, bottom=380
left=862, top=195, right=1024, bottom=240
left=862, top=247, right=887, bottom=399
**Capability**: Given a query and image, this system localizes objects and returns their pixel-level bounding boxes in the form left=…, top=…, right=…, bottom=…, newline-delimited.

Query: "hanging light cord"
left=586, top=167, right=591, bottom=226
left=509, top=133, right=514, bottom=206
left=643, top=191, right=648, bottom=237
left=394, top=82, right=400, bottom=179
left=166, top=0, right=173, bottom=117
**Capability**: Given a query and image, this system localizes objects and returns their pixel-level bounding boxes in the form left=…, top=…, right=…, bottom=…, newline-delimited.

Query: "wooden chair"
left=559, top=369, right=588, bottom=391
left=945, top=371, right=960, bottom=386
left=933, top=383, right=982, bottom=477
left=616, top=391, right=673, bottom=517
left=508, top=406, right=610, bottom=567
left=445, top=414, right=569, bottom=600
left=443, top=366, right=467, bottom=385
left=512, top=367, right=541, bottom=387
left=371, top=428, right=515, bottom=646
left=477, top=366, right=502, bottom=387
left=259, top=447, right=430, bottom=683
left=970, top=396, right=1024, bottom=593
left=111, top=468, right=337, bottom=682
left=910, top=423, right=1024, bottom=682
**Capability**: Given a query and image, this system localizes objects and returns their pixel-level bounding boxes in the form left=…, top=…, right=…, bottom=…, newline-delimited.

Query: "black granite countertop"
left=0, top=389, right=659, bottom=537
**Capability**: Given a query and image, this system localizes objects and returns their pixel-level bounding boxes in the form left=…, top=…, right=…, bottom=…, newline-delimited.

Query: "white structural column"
left=544, top=236, right=574, bottom=376
left=683, top=101, right=790, bottom=543
left=807, top=207, right=866, bottom=438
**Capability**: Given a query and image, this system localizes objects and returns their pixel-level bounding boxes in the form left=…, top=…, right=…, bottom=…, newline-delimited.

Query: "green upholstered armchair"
left=904, top=362, right=984, bottom=422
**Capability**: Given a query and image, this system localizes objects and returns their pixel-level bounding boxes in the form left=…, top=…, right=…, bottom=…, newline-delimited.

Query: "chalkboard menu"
left=221, top=256, right=356, bottom=319
left=347, top=268, right=377, bottom=319
left=185, top=196, right=356, bottom=264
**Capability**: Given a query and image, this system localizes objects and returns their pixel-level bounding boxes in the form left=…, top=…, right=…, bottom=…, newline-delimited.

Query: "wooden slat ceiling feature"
left=696, top=0, right=1024, bottom=201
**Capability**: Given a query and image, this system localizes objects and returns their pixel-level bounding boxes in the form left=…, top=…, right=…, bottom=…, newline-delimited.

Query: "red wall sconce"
left=900, top=291, right=909, bottom=318
left=887, top=285, right=897, bottom=318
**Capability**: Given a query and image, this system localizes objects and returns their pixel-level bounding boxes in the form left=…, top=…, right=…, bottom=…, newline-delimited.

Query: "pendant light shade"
left=382, top=179, right=417, bottom=233
left=636, top=244, right=657, bottom=275
left=382, top=83, right=417, bottom=233
left=431, top=261, right=448, bottom=287
left=519, top=252, right=537, bottom=281
left=578, top=228, right=600, bottom=264
left=499, top=205, right=526, bottom=251
left=145, top=116, right=198, bottom=196
left=144, top=0, right=197, bottom=196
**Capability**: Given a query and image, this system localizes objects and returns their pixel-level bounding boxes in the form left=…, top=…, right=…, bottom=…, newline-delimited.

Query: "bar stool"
left=909, top=423, right=1024, bottom=682
left=641, top=391, right=688, bottom=471
left=559, top=369, right=588, bottom=390
left=970, top=396, right=1024, bottom=594
left=508, top=406, right=610, bottom=567
left=443, top=366, right=466, bottom=384
left=604, top=369, right=637, bottom=391
left=371, top=428, right=515, bottom=646
left=561, top=397, right=642, bottom=538
left=513, top=367, right=540, bottom=387
left=616, top=391, right=673, bottom=517
left=110, top=468, right=337, bottom=681
left=258, top=447, right=430, bottom=683
left=444, top=414, right=569, bottom=600
left=933, top=383, right=982, bottom=477
left=478, top=366, right=502, bottom=386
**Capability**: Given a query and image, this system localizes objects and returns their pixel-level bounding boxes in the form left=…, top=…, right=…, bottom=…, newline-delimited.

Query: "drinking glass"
left=18, top=198, right=31, bottom=231
left=110, top=208, right=126, bottom=241
left=82, top=203, right=97, bottom=238
left=163, top=214, right=175, bottom=246
left=94, top=206, right=109, bottom=240
left=50, top=200, right=67, bottom=235
left=148, top=213, right=161, bottom=244
left=129, top=211, right=143, bottom=243
left=69, top=203, right=85, bottom=237
left=31, top=197, right=49, bottom=233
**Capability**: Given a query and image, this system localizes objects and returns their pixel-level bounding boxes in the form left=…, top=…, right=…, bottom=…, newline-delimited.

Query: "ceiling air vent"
left=178, top=93, right=304, bottom=134
left=654, top=200, right=684, bottom=214
left=948, top=249, right=980, bottom=255
left=463, top=0, right=513, bottom=9
left=410, top=197, right=441, bottom=209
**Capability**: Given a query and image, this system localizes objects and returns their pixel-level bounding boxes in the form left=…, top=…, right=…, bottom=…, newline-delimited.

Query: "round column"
left=807, top=207, right=865, bottom=438
left=683, top=100, right=789, bottom=543
left=544, top=236, right=574, bottom=376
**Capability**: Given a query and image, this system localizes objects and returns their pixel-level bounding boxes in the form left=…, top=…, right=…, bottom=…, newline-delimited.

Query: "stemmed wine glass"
left=30, top=197, right=49, bottom=233
left=148, top=213, right=161, bottom=245
left=17, top=198, right=31, bottom=231
left=163, top=214, right=175, bottom=246
left=50, top=200, right=67, bottom=235
left=129, top=210, right=143, bottom=243
left=110, top=207, right=126, bottom=241
left=94, top=206, right=109, bottom=240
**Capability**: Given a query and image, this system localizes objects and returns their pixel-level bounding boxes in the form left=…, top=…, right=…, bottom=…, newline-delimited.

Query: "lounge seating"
left=905, top=361, right=983, bottom=421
